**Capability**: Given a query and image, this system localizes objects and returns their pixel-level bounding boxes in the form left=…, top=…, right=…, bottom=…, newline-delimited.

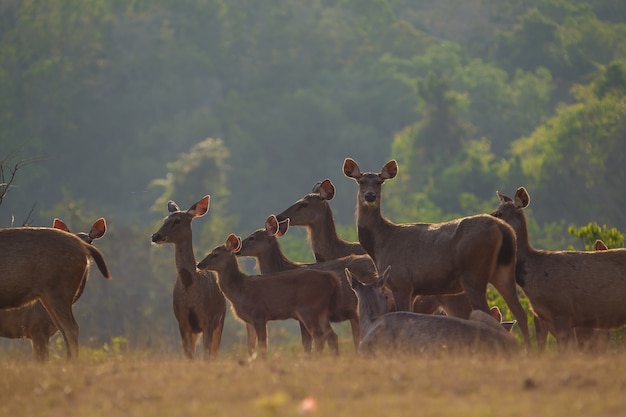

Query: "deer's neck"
left=512, top=213, right=537, bottom=261
left=173, top=237, right=198, bottom=285
left=356, top=204, right=392, bottom=262
left=357, top=299, right=383, bottom=338
left=256, top=240, right=300, bottom=274
left=214, top=256, right=246, bottom=300
left=307, top=205, right=348, bottom=261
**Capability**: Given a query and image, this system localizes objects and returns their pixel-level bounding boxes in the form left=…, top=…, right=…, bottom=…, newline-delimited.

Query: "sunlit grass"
left=3, top=339, right=626, bottom=417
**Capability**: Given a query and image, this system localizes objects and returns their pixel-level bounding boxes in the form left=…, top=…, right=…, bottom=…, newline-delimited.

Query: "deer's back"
left=368, top=215, right=506, bottom=286
left=229, top=270, right=340, bottom=322
left=0, top=228, right=91, bottom=308
left=521, top=249, right=626, bottom=328
left=360, top=312, right=519, bottom=355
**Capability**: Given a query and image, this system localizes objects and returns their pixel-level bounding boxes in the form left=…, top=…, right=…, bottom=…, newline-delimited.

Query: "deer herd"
left=2, top=158, right=626, bottom=361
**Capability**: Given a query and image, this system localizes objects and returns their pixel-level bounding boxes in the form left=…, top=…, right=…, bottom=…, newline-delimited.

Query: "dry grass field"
left=2, top=340, right=626, bottom=417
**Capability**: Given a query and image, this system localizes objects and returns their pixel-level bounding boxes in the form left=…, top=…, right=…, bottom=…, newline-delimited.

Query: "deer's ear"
left=381, top=160, right=398, bottom=180
left=188, top=195, right=210, bottom=217
left=277, top=218, right=289, bottom=237
left=489, top=306, right=503, bottom=322
left=496, top=191, right=511, bottom=203
left=345, top=268, right=360, bottom=290
left=265, top=215, right=279, bottom=235
left=595, top=240, right=608, bottom=251
left=226, top=233, right=242, bottom=252
left=53, top=218, right=70, bottom=232
left=318, top=179, right=335, bottom=200
left=514, top=187, right=530, bottom=209
left=343, top=158, right=361, bottom=179
left=378, top=265, right=391, bottom=287
left=89, top=218, right=107, bottom=240
left=167, top=201, right=180, bottom=213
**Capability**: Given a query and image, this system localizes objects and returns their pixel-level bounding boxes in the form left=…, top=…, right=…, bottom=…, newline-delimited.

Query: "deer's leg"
left=178, top=323, right=198, bottom=360
left=253, top=322, right=268, bottom=360
left=492, top=279, right=530, bottom=348
left=31, top=331, right=51, bottom=362
left=349, top=316, right=360, bottom=351
left=207, top=315, right=225, bottom=359
left=245, top=323, right=258, bottom=358
left=534, top=315, right=550, bottom=352
left=553, top=316, right=576, bottom=353
left=38, top=297, right=79, bottom=360
left=298, top=321, right=313, bottom=353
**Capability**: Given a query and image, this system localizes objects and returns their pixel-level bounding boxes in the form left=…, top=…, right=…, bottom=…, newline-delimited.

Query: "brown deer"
left=343, top=158, right=531, bottom=347
left=534, top=239, right=610, bottom=353
left=492, top=187, right=626, bottom=352
left=151, top=196, right=226, bottom=360
left=237, top=214, right=379, bottom=351
left=0, top=218, right=107, bottom=361
left=197, top=233, right=341, bottom=359
left=0, top=227, right=111, bottom=359
left=275, top=179, right=474, bottom=319
left=346, top=268, right=521, bottom=356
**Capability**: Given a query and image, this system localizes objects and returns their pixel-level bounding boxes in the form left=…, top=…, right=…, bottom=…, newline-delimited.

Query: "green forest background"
left=2, top=0, right=626, bottom=356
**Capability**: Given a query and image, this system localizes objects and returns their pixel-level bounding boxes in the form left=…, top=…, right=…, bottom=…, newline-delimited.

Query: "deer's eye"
left=174, top=219, right=181, bottom=224
left=298, top=202, right=308, bottom=209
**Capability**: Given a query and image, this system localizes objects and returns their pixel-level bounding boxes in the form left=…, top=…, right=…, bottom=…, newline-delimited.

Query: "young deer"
left=346, top=268, right=521, bottom=356
left=492, top=187, right=626, bottom=352
left=0, top=218, right=107, bottom=361
left=275, top=179, right=473, bottom=319
left=151, top=196, right=226, bottom=360
left=197, top=233, right=342, bottom=359
left=0, top=227, right=111, bottom=359
left=237, top=214, right=378, bottom=351
left=343, top=158, right=531, bottom=347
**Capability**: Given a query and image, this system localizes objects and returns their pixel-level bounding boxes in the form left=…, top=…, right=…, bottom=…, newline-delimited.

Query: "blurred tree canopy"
left=1, top=0, right=626, bottom=352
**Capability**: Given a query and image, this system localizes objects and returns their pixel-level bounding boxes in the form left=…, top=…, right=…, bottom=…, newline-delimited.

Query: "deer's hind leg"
left=38, top=296, right=79, bottom=360
left=490, top=265, right=531, bottom=347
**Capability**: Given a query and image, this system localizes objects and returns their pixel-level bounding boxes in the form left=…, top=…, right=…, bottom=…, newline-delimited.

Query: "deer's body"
left=343, top=158, right=530, bottom=347
left=0, top=219, right=107, bottom=361
left=151, top=196, right=226, bottom=360
left=238, top=215, right=378, bottom=351
left=492, top=188, right=626, bottom=351
left=0, top=227, right=111, bottom=359
left=275, top=179, right=474, bottom=319
left=198, top=233, right=341, bottom=359
left=346, top=268, right=520, bottom=356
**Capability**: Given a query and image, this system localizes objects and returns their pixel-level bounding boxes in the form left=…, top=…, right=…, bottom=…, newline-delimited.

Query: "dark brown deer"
left=0, top=227, right=111, bottom=359
left=343, top=158, right=531, bottom=347
left=492, top=187, right=626, bottom=352
left=151, top=196, right=226, bottom=360
left=275, top=178, right=474, bottom=319
left=346, top=268, right=521, bottom=356
left=197, top=233, right=341, bottom=359
left=0, top=218, right=107, bottom=361
left=237, top=214, right=379, bottom=351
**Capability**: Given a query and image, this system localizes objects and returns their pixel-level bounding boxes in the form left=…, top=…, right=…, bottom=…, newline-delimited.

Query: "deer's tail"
left=86, top=243, right=112, bottom=280
left=496, top=223, right=516, bottom=268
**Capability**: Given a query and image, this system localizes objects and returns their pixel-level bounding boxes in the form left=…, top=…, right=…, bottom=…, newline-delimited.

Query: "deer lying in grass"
left=197, top=233, right=342, bottom=359
left=343, top=158, right=531, bottom=346
left=151, top=196, right=226, bottom=360
left=346, top=268, right=521, bottom=356
left=492, top=187, right=626, bottom=352
left=0, top=227, right=111, bottom=359
left=275, top=178, right=474, bottom=319
left=0, top=218, right=107, bottom=361
left=237, top=214, right=379, bottom=351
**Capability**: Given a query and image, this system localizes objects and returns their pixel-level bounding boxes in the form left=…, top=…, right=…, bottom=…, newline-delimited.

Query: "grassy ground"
left=2, top=340, right=626, bottom=417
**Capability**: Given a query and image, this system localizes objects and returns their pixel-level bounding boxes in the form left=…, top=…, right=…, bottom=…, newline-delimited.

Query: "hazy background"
left=2, top=0, right=626, bottom=356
